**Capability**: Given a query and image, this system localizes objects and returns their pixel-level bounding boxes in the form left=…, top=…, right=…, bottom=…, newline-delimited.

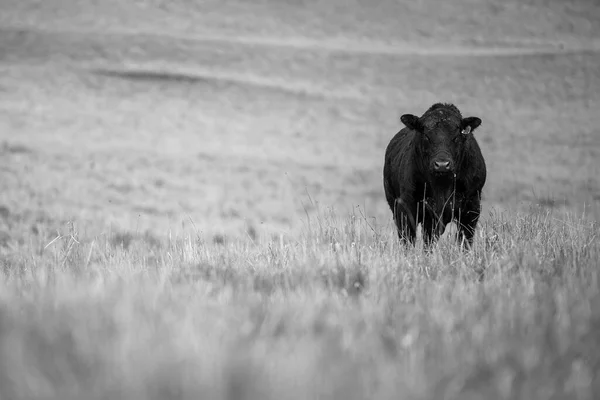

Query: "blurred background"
left=1, top=0, right=599, bottom=240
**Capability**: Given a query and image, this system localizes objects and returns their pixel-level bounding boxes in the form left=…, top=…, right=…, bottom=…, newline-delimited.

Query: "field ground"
left=1, top=0, right=600, bottom=399
left=1, top=207, right=599, bottom=399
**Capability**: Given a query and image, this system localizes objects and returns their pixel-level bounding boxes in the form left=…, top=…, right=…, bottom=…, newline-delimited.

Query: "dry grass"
left=0, top=207, right=599, bottom=399
left=1, top=0, right=600, bottom=399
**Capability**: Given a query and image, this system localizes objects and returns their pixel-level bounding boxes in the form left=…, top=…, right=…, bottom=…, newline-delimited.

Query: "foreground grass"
left=0, top=207, right=598, bottom=400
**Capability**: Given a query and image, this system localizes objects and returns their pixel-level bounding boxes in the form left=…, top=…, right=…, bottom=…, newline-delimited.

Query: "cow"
left=383, top=103, right=486, bottom=248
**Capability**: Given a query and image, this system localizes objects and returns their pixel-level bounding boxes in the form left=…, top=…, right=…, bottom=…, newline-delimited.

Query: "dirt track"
left=4, top=25, right=600, bottom=59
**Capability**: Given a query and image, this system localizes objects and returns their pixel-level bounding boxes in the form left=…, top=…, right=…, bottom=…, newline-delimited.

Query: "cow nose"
left=434, top=160, right=451, bottom=171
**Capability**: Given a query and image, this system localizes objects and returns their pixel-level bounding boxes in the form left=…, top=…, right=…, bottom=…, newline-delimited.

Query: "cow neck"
left=426, top=175, right=457, bottom=220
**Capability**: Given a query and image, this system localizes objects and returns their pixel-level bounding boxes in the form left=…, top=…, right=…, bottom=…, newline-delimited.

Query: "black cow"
left=383, top=103, right=486, bottom=248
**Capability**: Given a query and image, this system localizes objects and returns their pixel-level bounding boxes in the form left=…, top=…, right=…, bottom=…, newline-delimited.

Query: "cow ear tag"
left=462, top=126, right=472, bottom=135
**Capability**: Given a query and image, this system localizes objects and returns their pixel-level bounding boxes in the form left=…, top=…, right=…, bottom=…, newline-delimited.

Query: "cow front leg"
left=456, top=197, right=482, bottom=248
left=421, top=211, right=446, bottom=250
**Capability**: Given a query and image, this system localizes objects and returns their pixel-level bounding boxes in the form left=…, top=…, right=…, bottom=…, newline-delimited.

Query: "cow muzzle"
left=432, top=159, right=453, bottom=174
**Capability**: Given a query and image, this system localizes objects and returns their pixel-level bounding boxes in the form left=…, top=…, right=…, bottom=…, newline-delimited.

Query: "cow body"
left=383, top=103, right=486, bottom=247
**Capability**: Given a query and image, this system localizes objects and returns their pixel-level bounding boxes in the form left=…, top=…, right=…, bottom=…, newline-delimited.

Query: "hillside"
left=1, top=1, right=600, bottom=399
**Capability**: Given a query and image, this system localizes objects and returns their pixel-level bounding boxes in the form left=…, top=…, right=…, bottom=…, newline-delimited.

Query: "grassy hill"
left=2, top=0, right=600, bottom=237
left=1, top=0, right=600, bottom=398
left=1, top=207, right=599, bottom=399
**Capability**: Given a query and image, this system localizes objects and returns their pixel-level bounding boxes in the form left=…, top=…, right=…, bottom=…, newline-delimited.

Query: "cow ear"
left=400, top=114, right=421, bottom=131
left=461, top=117, right=482, bottom=135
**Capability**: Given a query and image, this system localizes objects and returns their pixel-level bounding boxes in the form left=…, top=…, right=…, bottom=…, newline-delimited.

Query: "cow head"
left=401, top=103, right=481, bottom=179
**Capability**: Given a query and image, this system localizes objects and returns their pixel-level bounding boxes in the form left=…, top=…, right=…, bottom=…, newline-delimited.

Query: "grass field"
left=1, top=0, right=600, bottom=398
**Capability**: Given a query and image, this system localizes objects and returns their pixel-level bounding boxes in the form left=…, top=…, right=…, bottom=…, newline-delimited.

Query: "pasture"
left=1, top=0, right=600, bottom=398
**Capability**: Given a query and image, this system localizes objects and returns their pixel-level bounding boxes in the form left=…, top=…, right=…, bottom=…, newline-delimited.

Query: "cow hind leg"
left=393, top=200, right=416, bottom=246
left=395, top=213, right=416, bottom=245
